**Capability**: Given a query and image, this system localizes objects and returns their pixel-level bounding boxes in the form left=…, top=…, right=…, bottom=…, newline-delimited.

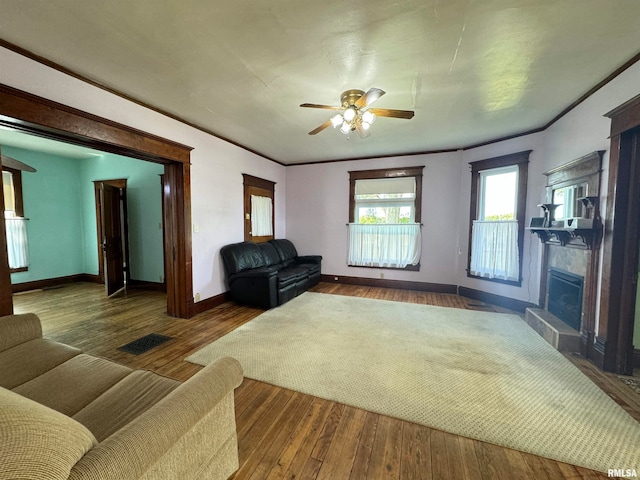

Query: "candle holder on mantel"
left=538, top=204, right=561, bottom=228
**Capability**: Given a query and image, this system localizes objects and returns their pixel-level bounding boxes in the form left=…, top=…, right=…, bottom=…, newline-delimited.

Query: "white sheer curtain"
left=348, top=223, right=421, bottom=268
left=470, top=220, right=519, bottom=281
left=5, top=217, right=28, bottom=269
left=251, top=195, right=273, bottom=236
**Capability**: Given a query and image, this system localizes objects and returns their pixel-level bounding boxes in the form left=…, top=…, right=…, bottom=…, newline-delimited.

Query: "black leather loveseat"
left=220, top=239, right=322, bottom=309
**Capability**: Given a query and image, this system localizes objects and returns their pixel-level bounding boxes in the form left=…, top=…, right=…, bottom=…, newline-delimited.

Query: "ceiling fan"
left=300, top=88, right=415, bottom=137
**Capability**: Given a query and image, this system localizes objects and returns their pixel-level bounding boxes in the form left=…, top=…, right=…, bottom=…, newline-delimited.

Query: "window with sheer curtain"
left=3, top=168, right=29, bottom=271
left=468, top=152, right=529, bottom=285
left=348, top=167, right=423, bottom=269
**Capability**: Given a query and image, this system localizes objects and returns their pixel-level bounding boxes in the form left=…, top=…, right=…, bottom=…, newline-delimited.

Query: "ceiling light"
left=361, top=121, right=370, bottom=130
left=330, top=114, right=343, bottom=127
left=343, top=107, right=356, bottom=122
left=362, top=110, right=376, bottom=125
left=340, top=122, right=351, bottom=134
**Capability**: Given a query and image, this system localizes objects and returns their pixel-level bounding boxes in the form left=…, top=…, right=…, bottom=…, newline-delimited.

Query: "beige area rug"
left=187, top=292, right=640, bottom=473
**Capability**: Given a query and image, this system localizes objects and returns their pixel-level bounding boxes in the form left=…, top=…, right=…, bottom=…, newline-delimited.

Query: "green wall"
left=7, top=146, right=164, bottom=285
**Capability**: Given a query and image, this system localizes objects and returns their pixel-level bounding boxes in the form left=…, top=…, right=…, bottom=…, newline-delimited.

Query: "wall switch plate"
left=193, top=223, right=199, bottom=233
left=195, top=293, right=201, bottom=302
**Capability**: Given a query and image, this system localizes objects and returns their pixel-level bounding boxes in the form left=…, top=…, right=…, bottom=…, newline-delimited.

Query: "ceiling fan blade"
left=355, top=88, right=385, bottom=108
left=368, top=108, right=415, bottom=119
left=308, top=120, right=333, bottom=135
left=300, top=103, right=342, bottom=111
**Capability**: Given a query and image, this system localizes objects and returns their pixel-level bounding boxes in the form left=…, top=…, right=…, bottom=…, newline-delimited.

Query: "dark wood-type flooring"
left=12, top=282, right=640, bottom=480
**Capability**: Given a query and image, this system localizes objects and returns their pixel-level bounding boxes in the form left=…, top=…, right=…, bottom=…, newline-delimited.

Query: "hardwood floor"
left=12, top=282, right=639, bottom=480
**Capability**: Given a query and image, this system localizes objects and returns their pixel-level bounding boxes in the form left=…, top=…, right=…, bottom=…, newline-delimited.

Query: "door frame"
left=0, top=84, right=194, bottom=318
left=599, top=94, right=640, bottom=373
left=94, top=179, right=130, bottom=289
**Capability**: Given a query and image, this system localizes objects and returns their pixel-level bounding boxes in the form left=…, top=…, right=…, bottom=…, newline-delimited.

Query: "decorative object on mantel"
left=527, top=176, right=603, bottom=250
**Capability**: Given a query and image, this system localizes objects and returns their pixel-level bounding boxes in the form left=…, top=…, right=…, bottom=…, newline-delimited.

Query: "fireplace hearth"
left=548, top=268, right=584, bottom=331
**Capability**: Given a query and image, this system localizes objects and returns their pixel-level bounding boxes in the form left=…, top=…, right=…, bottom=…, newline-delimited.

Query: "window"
left=468, top=151, right=529, bottom=285
left=2, top=166, right=28, bottom=271
left=243, top=174, right=275, bottom=243
left=348, top=166, right=423, bottom=269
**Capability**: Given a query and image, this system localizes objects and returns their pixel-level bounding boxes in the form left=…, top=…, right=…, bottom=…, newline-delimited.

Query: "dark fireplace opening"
left=548, top=268, right=584, bottom=331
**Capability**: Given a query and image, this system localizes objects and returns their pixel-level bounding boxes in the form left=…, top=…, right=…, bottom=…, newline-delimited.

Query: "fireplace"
left=548, top=268, right=584, bottom=331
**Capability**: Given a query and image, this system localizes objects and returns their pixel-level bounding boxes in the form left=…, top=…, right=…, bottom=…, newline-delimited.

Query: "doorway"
left=0, top=83, right=193, bottom=318
left=94, top=179, right=130, bottom=296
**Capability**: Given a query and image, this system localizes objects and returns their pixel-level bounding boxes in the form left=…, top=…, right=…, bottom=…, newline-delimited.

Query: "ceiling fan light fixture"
left=343, top=106, right=356, bottom=122
left=340, top=122, right=351, bottom=134
left=361, top=110, right=376, bottom=124
left=361, top=121, right=371, bottom=130
left=330, top=114, right=343, bottom=127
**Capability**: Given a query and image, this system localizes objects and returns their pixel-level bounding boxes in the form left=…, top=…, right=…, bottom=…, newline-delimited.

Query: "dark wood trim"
left=467, top=151, right=530, bottom=286
left=0, top=39, right=283, bottom=166
left=0, top=85, right=192, bottom=164
left=597, top=95, right=640, bottom=373
left=348, top=166, right=425, bottom=223
left=11, top=273, right=101, bottom=293
left=193, top=291, right=231, bottom=315
left=0, top=83, right=193, bottom=318
left=320, top=274, right=456, bottom=294
left=457, top=286, right=537, bottom=313
left=243, top=174, right=276, bottom=243
left=0, top=155, right=11, bottom=314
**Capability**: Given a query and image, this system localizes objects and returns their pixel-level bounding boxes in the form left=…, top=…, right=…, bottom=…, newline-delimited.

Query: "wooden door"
left=101, top=183, right=126, bottom=296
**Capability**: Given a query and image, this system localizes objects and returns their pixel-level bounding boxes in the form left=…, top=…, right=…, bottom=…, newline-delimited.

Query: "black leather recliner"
left=220, top=239, right=322, bottom=309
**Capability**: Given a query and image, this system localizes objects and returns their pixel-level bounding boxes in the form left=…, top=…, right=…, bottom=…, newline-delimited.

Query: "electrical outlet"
left=193, top=223, right=200, bottom=233
left=195, top=293, right=201, bottom=302
left=334, top=277, right=338, bottom=281
left=380, top=273, right=384, bottom=279
left=159, top=275, right=164, bottom=283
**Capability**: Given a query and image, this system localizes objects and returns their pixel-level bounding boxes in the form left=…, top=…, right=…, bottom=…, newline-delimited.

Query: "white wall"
left=286, top=152, right=463, bottom=285
left=0, top=46, right=286, bottom=302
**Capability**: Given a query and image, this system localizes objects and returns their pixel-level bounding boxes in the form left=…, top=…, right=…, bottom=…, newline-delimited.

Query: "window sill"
left=466, top=272, right=521, bottom=287
left=10, top=267, right=28, bottom=274
left=349, top=263, right=420, bottom=272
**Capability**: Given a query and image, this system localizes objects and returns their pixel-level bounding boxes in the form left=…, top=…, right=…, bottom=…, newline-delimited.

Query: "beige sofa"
left=0, top=313, right=243, bottom=480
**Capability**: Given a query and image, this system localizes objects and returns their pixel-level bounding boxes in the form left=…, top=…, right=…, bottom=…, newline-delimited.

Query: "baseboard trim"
left=320, top=274, right=457, bottom=294
left=193, top=291, right=230, bottom=315
left=633, top=348, right=640, bottom=369
left=12, top=273, right=101, bottom=293
left=455, top=286, right=537, bottom=313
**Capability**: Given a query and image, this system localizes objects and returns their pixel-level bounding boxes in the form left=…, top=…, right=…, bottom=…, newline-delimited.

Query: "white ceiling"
left=1, top=0, right=640, bottom=165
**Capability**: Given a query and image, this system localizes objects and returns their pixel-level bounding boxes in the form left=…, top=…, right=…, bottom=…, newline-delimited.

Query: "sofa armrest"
left=69, top=357, right=243, bottom=480
left=0, top=313, right=43, bottom=353
left=296, top=255, right=322, bottom=264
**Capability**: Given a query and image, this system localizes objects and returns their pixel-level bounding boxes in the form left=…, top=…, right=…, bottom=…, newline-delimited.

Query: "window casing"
left=468, top=151, right=530, bottom=286
left=2, top=166, right=28, bottom=272
left=348, top=166, right=424, bottom=270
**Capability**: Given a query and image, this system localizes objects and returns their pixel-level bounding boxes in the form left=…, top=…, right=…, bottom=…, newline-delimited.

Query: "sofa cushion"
left=270, top=239, right=299, bottom=266
left=0, top=386, right=97, bottom=480
left=0, top=338, right=81, bottom=389
left=73, top=370, right=180, bottom=442
left=0, top=313, right=43, bottom=352
left=277, top=266, right=309, bottom=287
left=12, top=354, right=132, bottom=416
left=220, top=241, right=266, bottom=275
left=257, top=242, right=283, bottom=268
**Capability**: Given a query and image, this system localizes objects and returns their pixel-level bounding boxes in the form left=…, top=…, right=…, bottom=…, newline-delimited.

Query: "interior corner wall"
left=78, top=153, right=165, bottom=283
left=6, top=146, right=85, bottom=284
left=285, top=152, right=464, bottom=285
left=0, top=46, right=287, bottom=302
